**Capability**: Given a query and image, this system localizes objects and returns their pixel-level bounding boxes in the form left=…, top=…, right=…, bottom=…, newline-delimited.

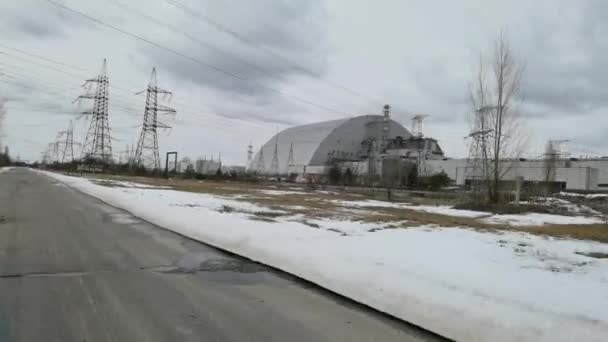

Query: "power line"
left=3, top=73, right=261, bottom=132
left=0, top=74, right=140, bottom=115
left=108, top=0, right=273, bottom=77
left=42, top=0, right=348, bottom=116
left=0, top=43, right=87, bottom=72
left=1, top=49, right=87, bottom=81
left=2, top=72, right=253, bottom=134
left=3, top=75, right=272, bottom=140
left=105, top=0, right=349, bottom=112
left=165, top=0, right=384, bottom=107
left=0, top=67, right=83, bottom=92
left=2, top=45, right=289, bottom=130
left=2, top=44, right=298, bottom=138
left=0, top=50, right=142, bottom=95
left=1, top=44, right=291, bottom=127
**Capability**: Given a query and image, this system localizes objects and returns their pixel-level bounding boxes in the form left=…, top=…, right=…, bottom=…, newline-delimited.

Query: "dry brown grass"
left=71, top=172, right=608, bottom=242
left=521, top=224, right=608, bottom=243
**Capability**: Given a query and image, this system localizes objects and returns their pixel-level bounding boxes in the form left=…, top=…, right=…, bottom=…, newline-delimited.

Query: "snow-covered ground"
left=39, top=170, right=608, bottom=342
left=92, top=179, right=173, bottom=189
left=0, top=167, right=14, bottom=174
left=257, top=189, right=307, bottom=196
left=561, top=191, right=608, bottom=199
left=333, top=198, right=604, bottom=225
left=483, top=212, right=605, bottom=226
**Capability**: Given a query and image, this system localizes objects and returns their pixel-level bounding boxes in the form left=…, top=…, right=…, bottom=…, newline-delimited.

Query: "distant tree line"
left=0, top=146, right=11, bottom=167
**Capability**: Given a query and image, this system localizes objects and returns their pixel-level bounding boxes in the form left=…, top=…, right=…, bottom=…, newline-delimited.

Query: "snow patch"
left=95, top=179, right=172, bottom=189
left=483, top=213, right=604, bottom=226
left=257, top=189, right=307, bottom=196
left=334, top=199, right=602, bottom=225
left=330, top=199, right=408, bottom=209
left=560, top=192, right=608, bottom=199
left=0, top=167, right=14, bottom=174
left=401, top=205, right=489, bottom=218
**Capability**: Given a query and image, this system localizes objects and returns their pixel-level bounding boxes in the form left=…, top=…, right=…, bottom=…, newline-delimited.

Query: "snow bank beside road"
left=40, top=170, right=608, bottom=342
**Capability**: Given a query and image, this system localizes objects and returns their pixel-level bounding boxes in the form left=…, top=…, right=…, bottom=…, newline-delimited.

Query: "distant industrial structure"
left=423, top=158, right=608, bottom=191
left=249, top=105, right=445, bottom=186
left=249, top=105, right=607, bottom=191
left=174, top=155, right=245, bottom=176
left=33, top=56, right=606, bottom=192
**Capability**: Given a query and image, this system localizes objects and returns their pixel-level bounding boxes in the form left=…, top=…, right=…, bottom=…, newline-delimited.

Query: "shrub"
left=427, top=171, right=450, bottom=191
left=328, top=165, right=342, bottom=185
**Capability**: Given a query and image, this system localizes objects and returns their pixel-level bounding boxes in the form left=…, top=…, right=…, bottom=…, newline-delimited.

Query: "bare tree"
left=468, top=31, right=525, bottom=203
left=0, top=98, right=10, bottom=166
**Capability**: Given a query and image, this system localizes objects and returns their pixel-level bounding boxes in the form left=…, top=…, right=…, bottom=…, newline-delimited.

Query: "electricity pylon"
left=78, top=59, right=112, bottom=166
left=59, top=121, right=77, bottom=163
left=466, top=106, right=495, bottom=196
left=287, top=142, right=295, bottom=166
left=134, top=68, right=176, bottom=170
left=256, top=149, right=265, bottom=174
left=270, top=133, right=279, bottom=175
left=247, top=142, right=253, bottom=167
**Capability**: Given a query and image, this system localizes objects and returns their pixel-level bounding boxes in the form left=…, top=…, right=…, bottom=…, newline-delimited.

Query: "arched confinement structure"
left=251, top=115, right=412, bottom=174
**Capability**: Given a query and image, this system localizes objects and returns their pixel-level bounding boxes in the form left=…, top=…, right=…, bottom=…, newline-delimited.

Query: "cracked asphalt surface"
left=0, top=168, right=446, bottom=342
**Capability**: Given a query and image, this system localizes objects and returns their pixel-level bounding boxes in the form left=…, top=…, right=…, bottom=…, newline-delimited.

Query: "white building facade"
left=423, top=158, right=606, bottom=191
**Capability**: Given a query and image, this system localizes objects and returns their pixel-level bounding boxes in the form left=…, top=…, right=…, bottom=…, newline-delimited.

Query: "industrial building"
left=249, top=106, right=444, bottom=183
left=194, top=158, right=221, bottom=175
left=250, top=105, right=605, bottom=192
left=424, top=158, right=608, bottom=191
left=250, top=115, right=406, bottom=175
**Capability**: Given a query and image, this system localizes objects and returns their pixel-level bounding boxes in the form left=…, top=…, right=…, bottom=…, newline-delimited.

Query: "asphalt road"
left=0, top=168, right=445, bottom=342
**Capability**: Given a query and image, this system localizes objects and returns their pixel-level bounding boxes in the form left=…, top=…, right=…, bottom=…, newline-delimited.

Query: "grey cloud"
left=1, top=1, right=94, bottom=38
left=520, top=1, right=608, bottom=116
left=207, top=107, right=301, bottom=127
left=1, top=93, right=27, bottom=103
left=136, top=0, right=329, bottom=100
left=4, top=0, right=608, bottom=162
left=15, top=19, right=59, bottom=38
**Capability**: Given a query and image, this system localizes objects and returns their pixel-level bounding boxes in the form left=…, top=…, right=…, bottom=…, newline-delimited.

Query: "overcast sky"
left=0, top=0, right=606, bottom=164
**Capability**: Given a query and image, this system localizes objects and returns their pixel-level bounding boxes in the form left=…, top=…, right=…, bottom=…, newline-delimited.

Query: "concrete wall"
left=571, top=160, right=608, bottom=187
left=423, top=158, right=604, bottom=191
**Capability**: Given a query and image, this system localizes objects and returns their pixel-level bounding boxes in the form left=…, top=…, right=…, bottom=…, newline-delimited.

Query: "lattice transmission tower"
left=466, top=106, right=495, bottom=196
left=59, top=121, right=77, bottom=163
left=287, top=142, right=295, bottom=167
left=270, top=133, right=280, bottom=175
left=247, top=142, right=253, bottom=166
left=256, top=149, right=265, bottom=174
left=78, top=59, right=113, bottom=166
left=134, top=68, right=176, bottom=170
